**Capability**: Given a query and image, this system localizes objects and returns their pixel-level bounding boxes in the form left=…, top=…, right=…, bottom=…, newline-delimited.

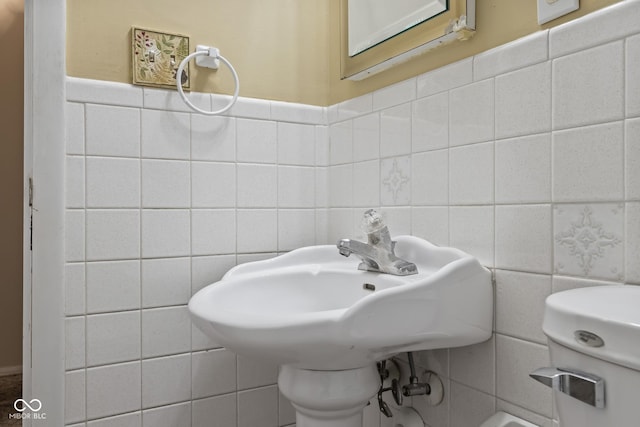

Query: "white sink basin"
left=189, top=235, right=493, bottom=370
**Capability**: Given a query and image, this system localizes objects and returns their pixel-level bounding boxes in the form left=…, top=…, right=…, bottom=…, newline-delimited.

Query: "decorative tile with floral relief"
left=554, top=203, right=624, bottom=281
left=132, top=27, right=190, bottom=90
left=381, top=156, right=411, bottom=206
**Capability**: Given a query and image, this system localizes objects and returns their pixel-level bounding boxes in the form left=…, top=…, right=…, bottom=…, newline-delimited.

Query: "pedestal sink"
left=189, top=235, right=493, bottom=427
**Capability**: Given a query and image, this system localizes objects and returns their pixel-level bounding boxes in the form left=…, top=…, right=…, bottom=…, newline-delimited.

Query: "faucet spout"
left=336, top=210, right=418, bottom=276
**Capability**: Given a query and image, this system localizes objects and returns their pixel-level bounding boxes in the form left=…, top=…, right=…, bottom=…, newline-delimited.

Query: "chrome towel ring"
left=175, top=46, right=240, bottom=115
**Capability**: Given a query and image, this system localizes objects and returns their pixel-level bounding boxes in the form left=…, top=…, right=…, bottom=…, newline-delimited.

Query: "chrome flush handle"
left=530, top=367, right=605, bottom=408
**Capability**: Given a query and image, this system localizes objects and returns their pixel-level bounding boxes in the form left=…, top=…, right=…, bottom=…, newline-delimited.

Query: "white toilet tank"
left=532, top=285, right=640, bottom=427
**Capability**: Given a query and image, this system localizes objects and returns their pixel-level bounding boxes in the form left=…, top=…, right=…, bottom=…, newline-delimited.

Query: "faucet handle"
left=361, top=209, right=386, bottom=233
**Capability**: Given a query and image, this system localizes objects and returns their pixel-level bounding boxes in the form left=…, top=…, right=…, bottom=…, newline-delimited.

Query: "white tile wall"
left=141, top=110, right=190, bottom=160
left=142, top=402, right=191, bottom=427
left=65, top=317, right=85, bottom=370
left=191, top=349, right=237, bottom=399
left=554, top=203, right=624, bottom=280
left=277, top=122, right=316, bottom=165
left=449, top=142, right=494, bottom=205
left=237, top=164, right=278, bottom=207
left=86, top=261, right=140, bottom=313
left=626, top=202, right=640, bottom=284
left=495, top=271, right=551, bottom=344
left=380, top=156, right=411, bottom=206
left=191, top=209, right=236, bottom=255
left=449, top=382, right=495, bottom=427
left=416, top=57, right=472, bottom=98
left=473, top=30, right=549, bottom=80
left=191, top=394, right=236, bottom=427
left=237, top=386, right=279, bottom=427
left=236, top=209, right=278, bottom=253
left=411, top=150, right=448, bottom=206
left=237, top=354, right=279, bottom=390
left=495, top=62, right=551, bottom=139
left=353, top=113, right=380, bottom=162
left=141, top=210, right=190, bottom=258
left=191, top=162, right=236, bottom=208
left=322, top=5, right=640, bottom=426
left=87, top=157, right=140, bottom=208
left=86, top=210, right=140, bottom=261
left=141, top=160, right=190, bottom=208
left=495, top=205, right=552, bottom=274
left=336, top=93, right=373, bottom=121
left=552, top=41, right=624, bottom=130
left=548, top=0, right=640, bottom=58
left=63, top=4, right=640, bottom=426
left=449, top=336, right=495, bottom=394
left=353, top=161, right=381, bottom=207
left=141, top=307, right=191, bottom=358
left=86, top=311, right=140, bottom=366
left=65, top=370, right=86, bottom=424
left=142, top=354, right=192, bottom=408
left=85, top=105, right=140, bottom=157
left=237, top=118, right=277, bottom=163
left=65, top=263, right=85, bottom=315
left=411, top=206, right=449, bottom=247
left=141, top=257, right=191, bottom=308
left=626, top=118, right=640, bottom=199
left=143, top=88, right=211, bottom=113
left=64, top=81, right=322, bottom=426
left=449, top=206, right=494, bottom=268
left=329, top=120, right=353, bottom=165
left=496, top=336, right=551, bottom=417
left=449, top=79, right=494, bottom=146
left=191, top=115, right=236, bottom=162
left=412, top=92, right=448, bottom=152
left=66, top=102, right=85, bottom=155
left=277, top=209, right=316, bottom=251
left=65, top=156, right=84, bottom=208
left=328, top=164, right=354, bottom=207
left=86, top=362, right=141, bottom=419
left=278, top=166, right=316, bottom=208
left=628, top=34, right=640, bottom=118
left=380, top=104, right=411, bottom=157
left=552, top=122, right=624, bottom=202
left=65, top=210, right=85, bottom=262
left=86, top=412, right=141, bottom=427
left=372, top=78, right=416, bottom=111
left=495, top=134, right=551, bottom=204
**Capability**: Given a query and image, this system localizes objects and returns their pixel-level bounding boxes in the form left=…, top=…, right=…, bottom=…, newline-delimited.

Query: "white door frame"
left=24, top=0, right=66, bottom=424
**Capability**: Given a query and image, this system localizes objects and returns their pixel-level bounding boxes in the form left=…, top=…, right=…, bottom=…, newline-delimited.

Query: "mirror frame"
left=340, top=0, right=476, bottom=81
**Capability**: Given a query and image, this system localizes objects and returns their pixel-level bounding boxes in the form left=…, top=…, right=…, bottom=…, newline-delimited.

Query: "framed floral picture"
left=132, top=27, right=190, bottom=90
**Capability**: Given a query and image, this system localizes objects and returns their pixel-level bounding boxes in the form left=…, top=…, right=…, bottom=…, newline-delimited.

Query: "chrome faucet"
left=337, top=209, right=418, bottom=276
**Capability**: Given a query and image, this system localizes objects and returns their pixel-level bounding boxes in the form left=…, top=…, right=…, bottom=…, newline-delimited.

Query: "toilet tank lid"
left=543, top=285, right=640, bottom=371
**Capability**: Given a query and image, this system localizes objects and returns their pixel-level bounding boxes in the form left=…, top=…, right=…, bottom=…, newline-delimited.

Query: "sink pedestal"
left=278, top=364, right=380, bottom=427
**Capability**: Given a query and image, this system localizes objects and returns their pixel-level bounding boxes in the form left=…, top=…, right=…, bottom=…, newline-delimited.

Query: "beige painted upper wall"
left=67, top=0, right=331, bottom=105
left=0, top=0, right=24, bottom=369
left=328, top=0, right=620, bottom=104
left=67, top=0, right=619, bottom=106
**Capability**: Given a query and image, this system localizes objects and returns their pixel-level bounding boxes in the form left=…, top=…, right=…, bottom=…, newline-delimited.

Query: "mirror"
left=348, top=0, right=447, bottom=56
left=341, top=0, right=475, bottom=80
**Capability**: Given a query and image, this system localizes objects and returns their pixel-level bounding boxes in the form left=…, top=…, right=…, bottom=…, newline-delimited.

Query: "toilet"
left=531, top=285, right=640, bottom=427
left=479, top=411, right=539, bottom=427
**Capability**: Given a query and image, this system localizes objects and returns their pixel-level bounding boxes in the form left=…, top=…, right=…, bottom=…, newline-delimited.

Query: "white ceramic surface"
left=544, top=285, right=640, bottom=372
left=543, top=285, right=640, bottom=427
left=479, top=411, right=539, bottom=427
left=189, top=235, right=493, bottom=370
